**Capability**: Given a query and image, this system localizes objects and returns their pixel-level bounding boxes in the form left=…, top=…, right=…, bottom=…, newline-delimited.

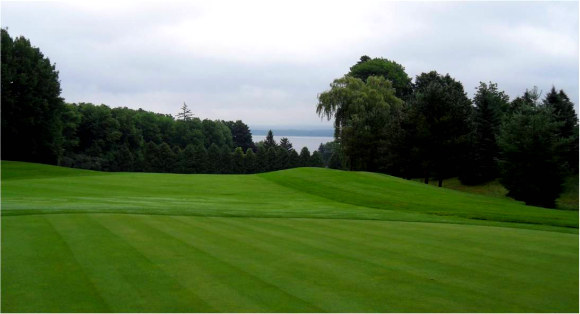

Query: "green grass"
left=413, top=176, right=579, bottom=211
left=1, top=161, right=578, bottom=312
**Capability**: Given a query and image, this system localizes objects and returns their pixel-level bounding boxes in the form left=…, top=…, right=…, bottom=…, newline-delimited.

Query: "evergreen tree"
left=328, top=152, right=344, bottom=169
left=1, top=29, right=66, bottom=164
left=219, top=146, right=233, bottom=174
left=192, top=144, right=208, bottom=173
left=279, top=137, right=293, bottom=152
left=288, top=149, right=300, bottom=168
left=266, top=147, right=277, bottom=171
left=310, top=151, right=324, bottom=167
left=178, top=144, right=197, bottom=173
left=226, top=120, right=254, bottom=152
left=244, top=148, right=257, bottom=174
left=299, top=147, right=311, bottom=167
left=408, top=71, right=473, bottom=187
left=144, top=141, right=160, bottom=172
left=543, top=87, right=578, bottom=173
left=206, top=143, right=221, bottom=174
left=498, top=106, right=566, bottom=208
left=176, top=102, right=193, bottom=121
left=255, top=145, right=268, bottom=173
left=264, top=130, right=277, bottom=149
left=275, top=147, right=290, bottom=170
left=158, top=142, right=176, bottom=173
left=460, top=82, right=509, bottom=184
left=232, top=147, right=246, bottom=174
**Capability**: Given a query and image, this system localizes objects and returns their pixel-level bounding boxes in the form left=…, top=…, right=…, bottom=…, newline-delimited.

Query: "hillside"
left=1, top=161, right=578, bottom=312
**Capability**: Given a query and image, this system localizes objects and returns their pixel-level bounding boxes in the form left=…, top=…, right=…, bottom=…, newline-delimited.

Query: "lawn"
left=1, top=161, right=578, bottom=312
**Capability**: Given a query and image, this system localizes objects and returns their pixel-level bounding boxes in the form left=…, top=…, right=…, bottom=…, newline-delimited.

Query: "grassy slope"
left=1, top=161, right=578, bottom=312
left=414, top=176, right=579, bottom=211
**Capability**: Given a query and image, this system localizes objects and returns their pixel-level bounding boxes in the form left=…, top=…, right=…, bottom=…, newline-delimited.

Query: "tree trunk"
left=438, top=177, right=443, bottom=187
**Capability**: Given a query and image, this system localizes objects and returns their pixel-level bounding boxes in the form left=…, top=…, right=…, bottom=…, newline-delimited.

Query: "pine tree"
left=279, top=137, right=293, bottom=152
left=176, top=102, right=193, bottom=121
left=299, top=147, right=311, bottom=167
left=232, top=147, right=245, bottom=174
left=264, top=130, right=277, bottom=149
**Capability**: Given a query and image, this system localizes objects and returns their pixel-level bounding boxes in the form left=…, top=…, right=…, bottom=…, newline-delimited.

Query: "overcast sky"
left=2, top=1, right=578, bottom=128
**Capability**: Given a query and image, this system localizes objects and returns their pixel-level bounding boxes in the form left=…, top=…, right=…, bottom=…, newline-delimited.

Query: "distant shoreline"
left=251, top=129, right=334, bottom=137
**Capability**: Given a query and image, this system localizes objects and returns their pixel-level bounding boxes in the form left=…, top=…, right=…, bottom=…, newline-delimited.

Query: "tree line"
left=1, top=29, right=323, bottom=174
left=317, top=56, right=578, bottom=208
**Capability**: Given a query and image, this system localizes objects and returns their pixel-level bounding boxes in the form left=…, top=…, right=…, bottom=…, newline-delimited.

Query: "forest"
left=1, top=28, right=578, bottom=208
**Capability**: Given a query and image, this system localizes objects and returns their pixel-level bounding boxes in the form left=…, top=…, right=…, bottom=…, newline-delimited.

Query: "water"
left=256, top=135, right=334, bottom=152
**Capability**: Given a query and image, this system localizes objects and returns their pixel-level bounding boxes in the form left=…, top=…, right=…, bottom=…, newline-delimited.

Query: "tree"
left=264, top=130, right=277, bottom=149
left=348, top=56, right=413, bottom=99
left=232, top=147, right=246, bottom=174
left=176, top=102, right=193, bottom=121
left=408, top=71, right=473, bottom=187
left=244, top=148, right=258, bottom=173
left=279, top=137, right=293, bottom=152
left=310, top=151, right=324, bottom=167
left=299, top=147, right=311, bottom=167
left=206, top=143, right=221, bottom=174
left=543, top=87, right=578, bottom=173
left=460, top=82, right=509, bottom=184
left=328, top=152, right=344, bottom=169
left=288, top=149, right=300, bottom=168
left=225, top=120, right=254, bottom=152
left=498, top=106, right=566, bottom=208
left=317, top=75, right=403, bottom=171
left=1, top=28, right=66, bottom=164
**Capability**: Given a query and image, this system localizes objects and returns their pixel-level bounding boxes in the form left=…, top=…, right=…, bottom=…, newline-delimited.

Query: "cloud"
left=1, top=1, right=577, bottom=127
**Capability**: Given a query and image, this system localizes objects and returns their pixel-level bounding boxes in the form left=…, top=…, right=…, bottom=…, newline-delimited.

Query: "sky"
left=2, top=1, right=578, bottom=129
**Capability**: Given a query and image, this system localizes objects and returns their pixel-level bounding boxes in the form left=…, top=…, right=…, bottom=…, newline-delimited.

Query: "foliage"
left=348, top=56, right=413, bottom=99
left=1, top=28, right=65, bottom=164
left=317, top=75, right=403, bottom=171
left=498, top=106, right=567, bottom=208
left=407, top=71, right=473, bottom=186
left=460, top=82, right=509, bottom=185
left=175, top=102, right=193, bottom=121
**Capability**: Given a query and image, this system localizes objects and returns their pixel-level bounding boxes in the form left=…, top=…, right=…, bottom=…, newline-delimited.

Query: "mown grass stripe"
left=45, top=214, right=216, bottom=312
left=1, top=216, right=110, bottom=313
left=267, top=218, right=578, bottom=312
left=167, top=216, right=386, bottom=312
left=208, top=216, right=515, bottom=312
left=95, top=214, right=323, bottom=312
left=81, top=214, right=218, bottom=313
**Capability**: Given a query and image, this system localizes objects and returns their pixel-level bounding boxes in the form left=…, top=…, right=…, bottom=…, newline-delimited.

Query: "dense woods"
left=318, top=56, right=578, bottom=208
left=2, top=29, right=578, bottom=208
left=0, top=29, right=322, bottom=175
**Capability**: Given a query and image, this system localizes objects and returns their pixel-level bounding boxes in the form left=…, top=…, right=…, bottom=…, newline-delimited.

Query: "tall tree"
left=279, top=137, right=293, bottom=152
left=543, top=87, right=578, bottom=173
left=299, top=147, right=311, bottom=167
left=232, top=147, right=246, bottom=174
left=1, top=29, right=66, bottom=164
left=408, top=71, right=473, bottom=186
left=264, top=130, right=277, bottom=149
left=348, top=56, right=413, bottom=99
left=225, top=120, right=254, bottom=152
left=176, top=102, right=193, bottom=121
left=460, top=82, right=509, bottom=184
left=317, top=75, right=403, bottom=171
left=498, top=106, right=567, bottom=208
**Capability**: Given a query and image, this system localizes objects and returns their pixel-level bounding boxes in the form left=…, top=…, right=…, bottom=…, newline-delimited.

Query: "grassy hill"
left=1, top=161, right=578, bottom=312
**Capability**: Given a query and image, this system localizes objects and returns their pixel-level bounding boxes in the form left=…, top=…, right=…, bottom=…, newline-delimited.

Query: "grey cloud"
left=1, top=1, right=577, bottom=127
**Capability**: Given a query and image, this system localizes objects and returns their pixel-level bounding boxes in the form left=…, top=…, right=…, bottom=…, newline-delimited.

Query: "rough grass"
left=414, top=176, right=579, bottom=211
left=1, top=161, right=578, bottom=312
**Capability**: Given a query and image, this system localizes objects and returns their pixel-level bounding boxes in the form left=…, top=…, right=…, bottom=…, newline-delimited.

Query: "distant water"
left=256, top=135, right=334, bottom=152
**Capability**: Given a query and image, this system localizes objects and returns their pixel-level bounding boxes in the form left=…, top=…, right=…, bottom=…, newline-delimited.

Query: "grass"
left=1, top=161, right=578, bottom=312
left=413, top=176, right=579, bottom=211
